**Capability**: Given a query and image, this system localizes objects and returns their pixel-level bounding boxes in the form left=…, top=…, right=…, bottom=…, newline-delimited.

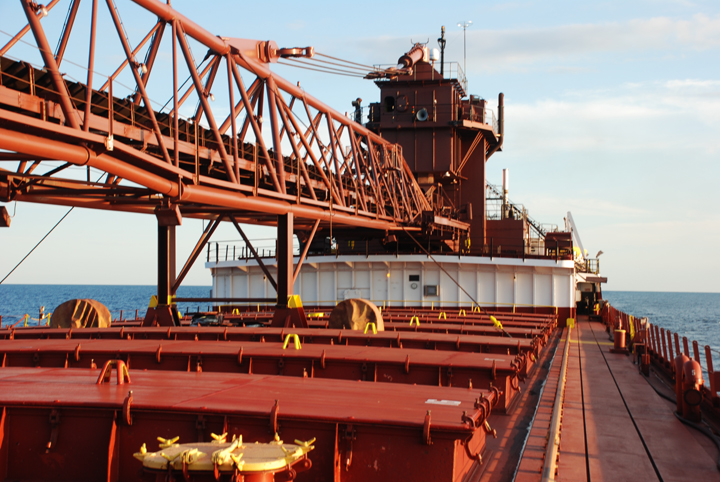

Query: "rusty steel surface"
left=0, top=365, right=497, bottom=481
left=0, top=0, right=470, bottom=239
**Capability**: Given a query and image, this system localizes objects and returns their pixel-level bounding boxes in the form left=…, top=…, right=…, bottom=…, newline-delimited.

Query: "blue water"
left=2, top=287, right=717, bottom=366
left=604, top=291, right=720, bottom=374
left=0, top=284, right=211, bottom=327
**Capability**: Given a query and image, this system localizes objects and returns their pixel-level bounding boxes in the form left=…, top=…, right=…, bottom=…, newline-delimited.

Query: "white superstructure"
left=208, top=254, right=575, bottom=311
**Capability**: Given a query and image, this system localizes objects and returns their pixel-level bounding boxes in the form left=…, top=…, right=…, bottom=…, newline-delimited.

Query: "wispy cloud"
left=502, top=79, right=720, bottom=154
left=348, top=14, right=720, bottom=69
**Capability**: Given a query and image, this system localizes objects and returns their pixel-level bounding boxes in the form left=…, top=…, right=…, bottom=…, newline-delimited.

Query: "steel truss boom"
left=0, top=0, right=469, bottom=235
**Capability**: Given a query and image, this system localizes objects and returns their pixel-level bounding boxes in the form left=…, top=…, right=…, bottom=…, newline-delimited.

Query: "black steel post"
left=276, top=213, right=294, bottom=307
left=158, top=224, right=170, bottom=305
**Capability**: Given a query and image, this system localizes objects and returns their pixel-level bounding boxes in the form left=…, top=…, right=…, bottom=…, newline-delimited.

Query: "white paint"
left=426, top=399, right=462, bottom=406
left=207, top=254, right=575, bottom=308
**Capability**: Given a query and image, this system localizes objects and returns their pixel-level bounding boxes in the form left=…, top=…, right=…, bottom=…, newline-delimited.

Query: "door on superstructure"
left=372, top=270, right=389, bottom=306
left=406, top=271, right=422, bottom=306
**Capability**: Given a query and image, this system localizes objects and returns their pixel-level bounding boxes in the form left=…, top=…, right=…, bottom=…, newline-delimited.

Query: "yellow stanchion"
left=364, top=323, right=377, bottom=334
left=23, top=313, right=29, bottom=327
left=459, top=309, right=466, bottom=316
left=409, top=316, right=420, bottom=327
left=438, top=312, right=446, bottom=320
left=282, top=334, right=302, bottom=350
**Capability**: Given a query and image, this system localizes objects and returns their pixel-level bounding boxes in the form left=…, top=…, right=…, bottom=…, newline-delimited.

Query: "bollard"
left=682, top=359, right=704, bottom=423
left=674, top=354, right=690, bottom=415
left=611, top=329, right=626, bottom=354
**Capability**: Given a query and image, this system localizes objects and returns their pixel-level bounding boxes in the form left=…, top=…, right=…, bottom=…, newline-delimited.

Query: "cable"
left=0, top=207, right=74, bottom=284
left=315, top=52, right=375, bottom=70
left=286, top=58, right=367, bottom=76
left=277, top=60, right=365, bottom=78
left=303, top=57, right=371, bottom=72
left=0, top=171, right=107, bottom=284
left=401, top=227, right=512, bottom=337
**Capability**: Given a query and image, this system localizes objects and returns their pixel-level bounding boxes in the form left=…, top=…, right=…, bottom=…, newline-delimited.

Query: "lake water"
left=604, top=291, right=720, bottom=373
left=1, top=286, right=717, bottom=370
left=0, top=284, right=212, bottom=326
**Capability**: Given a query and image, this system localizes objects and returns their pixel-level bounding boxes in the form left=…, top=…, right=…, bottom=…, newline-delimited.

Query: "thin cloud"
left=349, top=14, right=720, bottom=69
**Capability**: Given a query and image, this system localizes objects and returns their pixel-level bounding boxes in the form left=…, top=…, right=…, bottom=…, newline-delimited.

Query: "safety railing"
left=207, top=239, right=301, bottom=263
left=599, top=302, right=720, bottom=403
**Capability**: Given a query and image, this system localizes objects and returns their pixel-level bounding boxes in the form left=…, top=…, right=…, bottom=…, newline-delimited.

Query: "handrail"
left=541, top=326, right=572, bottom=482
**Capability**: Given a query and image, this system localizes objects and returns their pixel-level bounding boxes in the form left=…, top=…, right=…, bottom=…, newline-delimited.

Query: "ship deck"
left=506, top=317, right=720, bottom=482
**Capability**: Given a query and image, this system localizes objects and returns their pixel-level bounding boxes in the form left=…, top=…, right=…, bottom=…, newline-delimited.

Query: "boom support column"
left=144, top=208, right=181, bottom=326
left=271, top=213, right=308, bottom=328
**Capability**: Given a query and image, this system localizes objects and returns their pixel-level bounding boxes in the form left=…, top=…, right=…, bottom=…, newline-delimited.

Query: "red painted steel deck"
left=380, top=321, right=544, bottom=339
left=1, top=326, right=540, bottom=357
left=0, top=366, right=497, bottom=481
left=0, top=338, right=526, bottom=412
left=514, top=318, right=720, bottom=482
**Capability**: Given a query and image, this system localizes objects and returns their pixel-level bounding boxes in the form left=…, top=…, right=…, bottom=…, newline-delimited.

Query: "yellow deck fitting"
left=282, top=334, right=302, bottom=350
left=409, top=316, right=420, bottom=326
left=157, top=436, right=180, bottom=449
left=287, top=295, right=303, bottom=309
left=438, top=312, right=447, bottom=320
left=566, top=318, right=575, bottom=328
left=308, top=312, right=324, bottom=318
left=364, top=322, right=377, bottom=334
left=459, top=309, right=466, bottom=316
left=490, top=316, right=503, bottom=331
left=135, top=434, right=315, bottom=473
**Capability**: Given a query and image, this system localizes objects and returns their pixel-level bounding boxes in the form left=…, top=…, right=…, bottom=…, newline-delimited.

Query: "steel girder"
left=0, top=0, right=469, bottom=234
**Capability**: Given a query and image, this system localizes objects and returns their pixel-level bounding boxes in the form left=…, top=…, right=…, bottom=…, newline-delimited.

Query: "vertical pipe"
left=227, top=55, right=239, bottom=181
left=276, top=213, right=294, bottom=306
left=169, top=225, right=176, bottom=297
left=172, top=20, right=179, bottom=167
left=158, top=224, right=170, bottom=305
left=83, top=0, right=98, bottom=132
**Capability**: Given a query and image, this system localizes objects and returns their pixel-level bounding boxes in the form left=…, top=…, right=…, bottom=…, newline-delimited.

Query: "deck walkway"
left=515, top=318, right=720, bottom=482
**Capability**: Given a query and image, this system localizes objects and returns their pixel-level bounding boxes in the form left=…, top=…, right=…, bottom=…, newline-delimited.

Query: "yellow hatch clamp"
left=490, top=316, right=512, bottom=338
left=134, top=433, right=316, bottom=475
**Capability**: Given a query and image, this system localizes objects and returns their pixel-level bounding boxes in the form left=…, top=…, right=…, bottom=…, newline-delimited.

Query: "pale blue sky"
left=1, top=0, right=718, bottom=291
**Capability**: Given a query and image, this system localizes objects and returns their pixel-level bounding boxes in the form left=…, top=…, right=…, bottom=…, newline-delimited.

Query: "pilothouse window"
left=384, top=96, right=395, bottom=112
